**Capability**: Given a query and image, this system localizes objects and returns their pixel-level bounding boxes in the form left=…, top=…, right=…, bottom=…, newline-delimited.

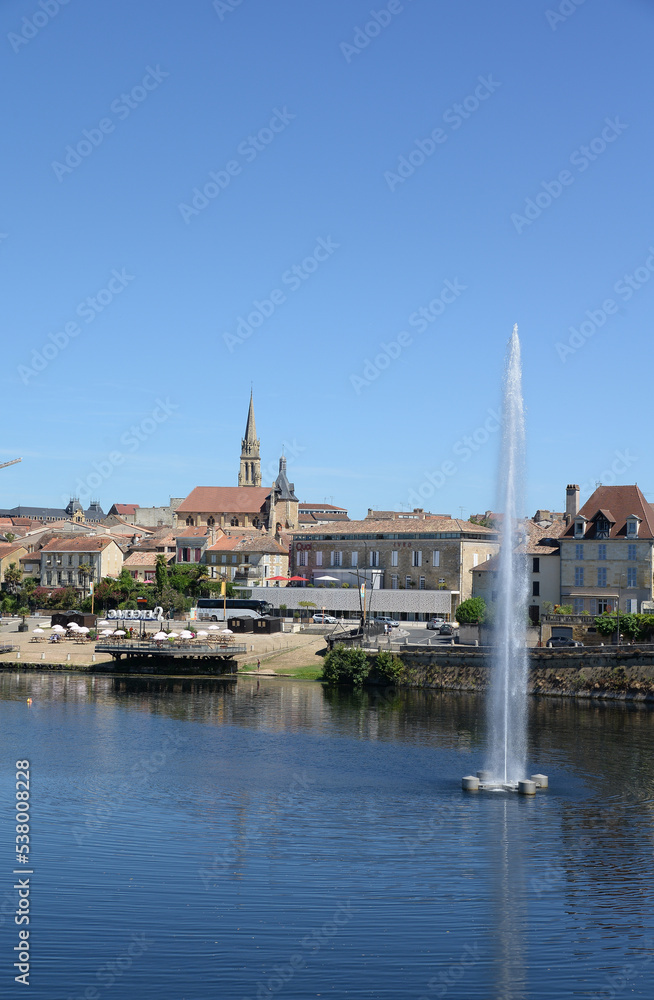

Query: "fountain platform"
left=462, top=772, right=548, bottom=794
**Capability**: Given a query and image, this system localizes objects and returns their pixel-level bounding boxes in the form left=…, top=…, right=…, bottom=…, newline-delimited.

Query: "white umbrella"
left=314, top=575, right=340, bottom=582
left=179, top=630, right=193, bottom=638
left=196, top=630, right=208, bottom=637
left=220, top=629, right=233, bottom=635
left=153, top=632, right=167, bottom=640
left=100, top=629, right=112, bottom=636
left=32, top=628, right=44, bottom=634
left=208, top=624, right=221, bottom=631
left=67, top=622, right=80, bottom=629
left=113, top=629, right=126, bottom=636
left=77, top=627, right=90, bottom=634
left=51, top=625, right=65, bottom=633
left=167, top=632, right=178, bottom=638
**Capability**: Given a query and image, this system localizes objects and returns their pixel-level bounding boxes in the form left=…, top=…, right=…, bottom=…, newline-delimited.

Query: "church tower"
left=238, top=391, right=262, bottom=487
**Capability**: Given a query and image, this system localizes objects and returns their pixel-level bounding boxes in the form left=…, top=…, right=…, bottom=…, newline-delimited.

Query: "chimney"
left=565, top=484, right=580, bottom=523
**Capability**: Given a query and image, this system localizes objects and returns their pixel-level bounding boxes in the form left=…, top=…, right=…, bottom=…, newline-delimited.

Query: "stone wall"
left=392, top=647, right=654, bottom=700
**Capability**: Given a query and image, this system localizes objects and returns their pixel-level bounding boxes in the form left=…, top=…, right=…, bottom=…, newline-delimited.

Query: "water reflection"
left=489, top=796, right=529, bottom=1000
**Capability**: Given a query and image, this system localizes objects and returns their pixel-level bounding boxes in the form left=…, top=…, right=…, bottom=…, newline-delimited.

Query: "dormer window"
left=626, top=516, right=640, bottom=538
left=595, top=517, right=610, bottom=539
left=574, top=519, right=585, bottom=538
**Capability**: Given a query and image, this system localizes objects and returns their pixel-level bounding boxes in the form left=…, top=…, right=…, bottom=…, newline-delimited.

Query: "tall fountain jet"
left=487, top=325, right=529, bottom=784
left=462, top=326, right=548, bottom=795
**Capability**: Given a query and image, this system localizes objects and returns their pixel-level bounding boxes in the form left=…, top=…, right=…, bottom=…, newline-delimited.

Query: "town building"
left=298, top=503, right=349, bottom=527
left=0, top=498, right=105, bottom=524
left=122, top=551, right=175, bottom=583
left=291, top=510, right=499, bottom=617
left=0, top=542, right=28, bottom=587
left=175, top=394, right=299, bottom=535
left=205, top=534, right=288, bottom=586
left=560, top=483, right=654, bottom=614
left=472, top=515, right=565, bottom=621
left=39, top=537, right=123, bottom=591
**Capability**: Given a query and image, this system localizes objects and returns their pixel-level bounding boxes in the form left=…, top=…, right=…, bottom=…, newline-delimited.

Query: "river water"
left=0, top=672, right=652, bottom=999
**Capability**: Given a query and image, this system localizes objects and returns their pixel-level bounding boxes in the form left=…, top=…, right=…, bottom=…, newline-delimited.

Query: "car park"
left=426, top=618, right=445, bottom=630
left=373, top=617, right=399, bottom=628
left=546, top=636, right=584, bottom=647
left=312, top=613, right=338, bottom=624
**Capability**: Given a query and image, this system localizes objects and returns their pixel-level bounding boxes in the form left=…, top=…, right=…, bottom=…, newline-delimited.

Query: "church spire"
left=238, top=390, right=261, bottom=486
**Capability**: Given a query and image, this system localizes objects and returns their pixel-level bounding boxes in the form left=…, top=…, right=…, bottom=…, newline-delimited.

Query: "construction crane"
left=0, top=458, right=21, bottom=470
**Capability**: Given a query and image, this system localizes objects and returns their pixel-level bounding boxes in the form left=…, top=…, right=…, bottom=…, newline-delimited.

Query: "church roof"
left=274, top=456, right=298, bottom=502
left=243, top=391, right=258, bottom=444
left=177, top=487, right=270, bottom=514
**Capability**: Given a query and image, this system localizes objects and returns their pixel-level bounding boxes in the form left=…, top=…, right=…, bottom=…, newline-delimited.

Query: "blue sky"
left=1, top=0, right=652, bottom=520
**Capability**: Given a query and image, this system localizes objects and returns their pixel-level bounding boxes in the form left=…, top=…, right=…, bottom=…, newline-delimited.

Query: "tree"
left=5, top=532, right=16, bottom=543
left=155, top=554, right=168, bottom=594
left=455, top=597, right=486, bottom=624
left=77, top=562, right=93, bottom=598
left=298, top=600, right=316, bottom=619
left=4, top=562, right=22, bottom=595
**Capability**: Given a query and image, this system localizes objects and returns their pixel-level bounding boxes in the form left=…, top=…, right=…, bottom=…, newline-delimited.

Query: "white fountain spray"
left=487, top=325, right=529, bottom=784
left=462, top=328, right=548, bottom=795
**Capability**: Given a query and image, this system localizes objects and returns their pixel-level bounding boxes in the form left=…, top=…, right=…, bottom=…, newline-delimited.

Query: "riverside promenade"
left=0, top=617, right=327, bottom=675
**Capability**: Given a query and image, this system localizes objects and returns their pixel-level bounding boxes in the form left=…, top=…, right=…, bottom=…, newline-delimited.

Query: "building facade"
left=39, top=537, right=123, bottom=590
left=559, top=484, right=654, bottom=614
left=291, top=511, right=499, bottom=615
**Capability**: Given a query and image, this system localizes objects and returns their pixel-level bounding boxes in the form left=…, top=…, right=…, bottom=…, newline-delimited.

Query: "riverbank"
left=397, top=649, right=654, bottom=701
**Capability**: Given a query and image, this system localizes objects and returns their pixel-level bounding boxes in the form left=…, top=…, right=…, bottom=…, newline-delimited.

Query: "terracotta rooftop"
left=123, top=551, right=175, bottom=567
left=563, top=485, right=654, bottom=539
left=174, top=526, right=209, bottom=539
left=206, top=534, right=287, bottom=555
left=0, top=542, right=26, bottom=559
left=40, top=537, right=115, bottom=552
left=176, top=487, right=270, bottom=514
left=299, top=503, right=348, bottom=513
left=294, top=516, right=498, bottom=536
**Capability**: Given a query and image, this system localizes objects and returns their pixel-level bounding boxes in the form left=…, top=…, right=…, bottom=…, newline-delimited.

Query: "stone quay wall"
left=392, top=647, right=654, bottom=701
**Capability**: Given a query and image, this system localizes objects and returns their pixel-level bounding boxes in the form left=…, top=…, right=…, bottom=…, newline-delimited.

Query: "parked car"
left=439, top=624, right=455, bottom=636
left=427, top=618, right=445, bottom=630
left=373, top=617, right=399, bottom=628
left=546, top=636, right=584, bottom=647
left=312, top=613, right=338, bottom=624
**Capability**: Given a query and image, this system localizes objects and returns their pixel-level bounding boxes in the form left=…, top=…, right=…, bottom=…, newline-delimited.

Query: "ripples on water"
left=0, top=672, right=652, bottom=998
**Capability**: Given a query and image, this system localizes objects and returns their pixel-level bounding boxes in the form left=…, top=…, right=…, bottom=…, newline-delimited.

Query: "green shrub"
left=455, top=597, right=486, bottom=624
left=322, top=645, right=370, bottom=687
left=374, top=650, right=404, bottom=684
